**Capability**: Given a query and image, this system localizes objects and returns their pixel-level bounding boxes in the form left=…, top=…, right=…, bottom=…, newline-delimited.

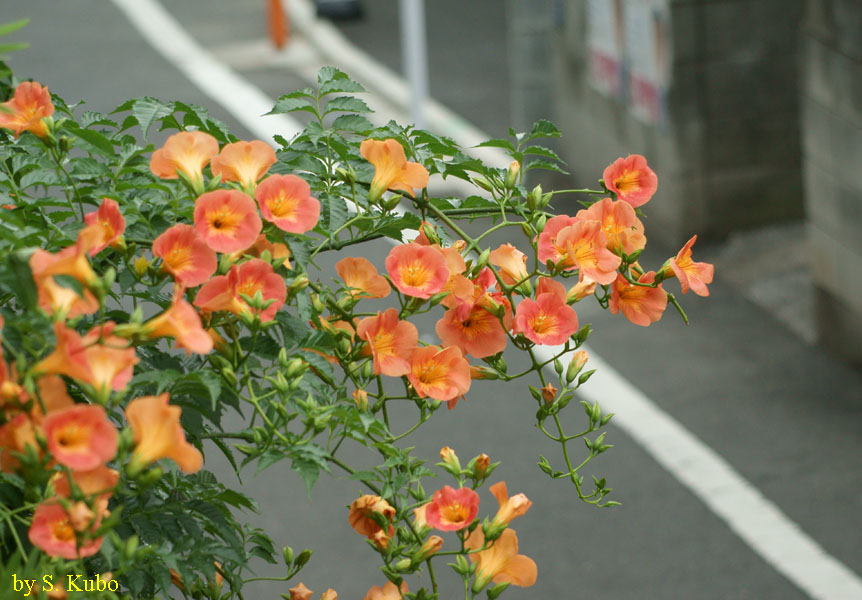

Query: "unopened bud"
left=421, top=222, right=441, bottom=246
left=469, top=366, right=499, bottom=380
left=394, top=558, right=412, bottom=572
left=412, top=535, right=444, bottom=563
left=353, top=389, right=369, bottom=411
left=567, top=278, right=597, bottom=303
left=566, top=350, right=589, bottom=384
left=473, top=175, right=495, bottom=193
left=310, top=294, right=326, bottom=314
left=284, top=357, right=307, bottom=379
left=289, top=273, right=310, bottom=293
left=504, top=160, right=520, bottom=189
left=527, top=184, right=542, bottom=210
left=474, top=453, right=490, bottom=477
left=541, top=383, right=558, bottom=403
left=218, top=252, right=234, bottom=274
left=439, top=446, right=461, bottom=471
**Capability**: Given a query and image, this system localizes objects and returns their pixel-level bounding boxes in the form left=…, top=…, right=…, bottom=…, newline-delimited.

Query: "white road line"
left=112, top=1, right=862, bottom=598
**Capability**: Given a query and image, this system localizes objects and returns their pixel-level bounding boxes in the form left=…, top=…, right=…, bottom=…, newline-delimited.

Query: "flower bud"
left=474, top=453, right=490, bottom=477
left=353, top=389, right=369, bottom=411
left=133, top=255, right=149, bottom=277
left=541, top=383, right=558, bottom=403
left=395, top=558, right=412, bottom=572
left=567, top=278, right=597, bottom=303
left=469, top=366, right=499, bottom=380
left=473, top=175, right=495, bottom=193
left=439, top=446, right=461, bottom=472
left=526, top=184, right=542, bottom=211
left=504, top=160, right=520, bottom=189
left=310, top=294, right=326, bottom=314
left=412, top=535, right=443, bottom=563
left=421, top=222, right=441, bottom=246
left=566, top=350, right=589, bottom=384
left=289, top=273, right=310, bottom=294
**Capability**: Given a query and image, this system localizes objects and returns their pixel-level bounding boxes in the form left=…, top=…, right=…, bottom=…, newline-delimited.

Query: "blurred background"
left=2, top=0, right=861, bottom=598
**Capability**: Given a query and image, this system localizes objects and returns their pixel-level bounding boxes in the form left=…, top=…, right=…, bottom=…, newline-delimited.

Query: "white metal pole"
left=399, top=0, right=428, bottom=129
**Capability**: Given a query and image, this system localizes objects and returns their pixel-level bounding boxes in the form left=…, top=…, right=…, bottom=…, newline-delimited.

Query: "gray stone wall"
left=551, top=0, right=805, bottom=247
left=801, top=0, right=862, bottom=364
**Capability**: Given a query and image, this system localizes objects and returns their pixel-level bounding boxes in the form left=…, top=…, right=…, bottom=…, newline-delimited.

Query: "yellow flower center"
left=208, top=207, right=243, bottom=233
left=614, top=170, right=642, bottom=194
left=267, top=191, right=299, bottom=219
left=400, top=261, right=432, bottom=289
left=440, top=502, right=469, bottom=523
left=52, top=518, right=76, bottom=542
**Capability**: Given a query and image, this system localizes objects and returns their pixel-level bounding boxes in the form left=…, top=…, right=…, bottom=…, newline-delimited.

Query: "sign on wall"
left=586, top=0, right=672, bottom=125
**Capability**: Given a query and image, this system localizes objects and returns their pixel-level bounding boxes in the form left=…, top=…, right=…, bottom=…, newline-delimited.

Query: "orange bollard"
left=267, top=0, right=290, bottom=49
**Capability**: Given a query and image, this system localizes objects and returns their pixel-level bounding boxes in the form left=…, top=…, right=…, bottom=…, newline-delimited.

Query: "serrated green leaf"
left=133, top=97, right=174, bottom=137
left=331, top=113, right=373, bottom=133
left=269, top=95, right=318, bottom=116
left=324, top=95, right=371, bottom=115
left=474, top=138, right=515, bottom=151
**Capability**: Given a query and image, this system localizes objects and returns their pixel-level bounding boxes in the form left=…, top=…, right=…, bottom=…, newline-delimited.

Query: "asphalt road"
left=3, top=1, right=861, bottom=598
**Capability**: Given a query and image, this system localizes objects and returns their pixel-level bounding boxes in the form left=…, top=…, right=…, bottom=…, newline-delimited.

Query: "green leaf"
left=70, top=157, right=110, bottom=180
left=131, top=369, right=182, bottom=394
left=324, top=194, right=348, bottom=230
left=0, top=19, right=30, bottom=37
left=523, top=119, right=561, bottom=142
left=474, top=138, right=515, bottom=151
left=269, top=94, right=318, bottom=117
left=523, top=144, right=564, bottom=162
left=323, top=95, right=371, bottom=115
left=331, top=113, right=373, bottom=133
left=132, top=97, right=174, bottom=137
left=318, top=67, right=366, bottom=95
left=67, top=125, right=115, bottom=156
left=525, top=158, right=569, bottom=175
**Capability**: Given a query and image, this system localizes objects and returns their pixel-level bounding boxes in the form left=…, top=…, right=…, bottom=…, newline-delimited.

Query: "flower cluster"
left=0, top=69, right=713, bottom=600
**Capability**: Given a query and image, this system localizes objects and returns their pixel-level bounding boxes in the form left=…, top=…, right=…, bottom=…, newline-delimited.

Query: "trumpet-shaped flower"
left=425, top=485, right=479, bottom=531
left=237, top=234, right=291, bottom=263
left=556, top=220, right=622, bottom=284
left=348, top=495, right=396, bottom=538
left=514, top=292, right=579, bottom=346
left=43, top=404, right=118, bottom=470
left=50, top=465, right=119, bottom=501
left=29, top=249, right=99, bottom=318
left=576, top=197, right=646, bottom=255
left=288, top=583, right=313, bottom=600
left=125, top=393, right=203, bottom=473
left=408, top=345, right=471, bottom=408
left=33, top=323, right=93, bottom=383
left=0, top=414, right=38, bottom=472
left=488, top=481, right=532, bottom=528
left=537, top=214, right=578, bottom=265
left=143, top=298, right=213, bottom=355
left=80, top=323, right=139, bottom=393
left=256, top=174, right=320, bottom=234
left=465, top=528, right=537, bottom=589
left=603, top=154, right=658, bottom=208
left=609, top=272, right=667, bottom=326
left=336, top=257, right=390, bottom=299
left=386, top=243, right=449, bottom=299
left=0, top=81, right=54, bottom=138
left=82, top=198, right=125, bottom=256
left=28, top=501, right=103, bottom=559
left=152, top=223, right=217, bottom=287
left=360, top=138, right=429, bottom=200
left=364, top=581, right=408, bottom=600
left=210, top=140, right=276, bottom=189
left=194, top=258, right=286, bottom=322
left=149, top=131, right=219, bottom=183
left=356, top=309, right=418, bottom=377
left=194, top=189, right=262, bottom=253
left=668, top=235, right=714, bottom=297
left=435, top=294, right=510, bottom=358
left=489, top=243, right=529, bottom=286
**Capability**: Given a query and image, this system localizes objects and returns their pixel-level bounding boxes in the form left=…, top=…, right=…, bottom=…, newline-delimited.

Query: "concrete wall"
left=551, top=0, right=805, bottom=247
left=801, top=0, right=862, bottom=364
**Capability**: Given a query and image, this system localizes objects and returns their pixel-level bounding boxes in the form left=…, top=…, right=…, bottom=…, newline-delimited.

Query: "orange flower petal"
left=255, top=174, right=320, bottom=234
left=149, top=131, right=219, bottom=182
left=43, top=405, right=118, bottom=470
left=194, top=189, right=263, bottom=253
left=602, top=154, right=658, bottom=208
left=153, top=223, right=218, bottom=287
left=0, top=81, right=54, bottom=138
left=386, top=243, right=449, bottom=299
left=125, top=393, right=202, bottom=474
left=210, top=140, right=276, bottom=188
left=336, top=257, right=390, bottom=299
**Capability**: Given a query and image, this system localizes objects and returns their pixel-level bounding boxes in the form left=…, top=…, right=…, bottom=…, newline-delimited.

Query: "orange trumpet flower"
left=435, top=294, right=511, bottom=359
left=143, top=297, right=213, bottom=355
left=336, top=257, right=390, bottom=299
left=356, top=308, right=418, bottom=377
left=363, top=581, right=408, bottom=600
left=149, top=130, right=219, bottom=185
left=408, top=345, right=471, bottom=408
left=210, top=140, right=276, bottom=189
left=255, top=174, right=320, bottom=234
left=489, top=243, right=529, bottom=286
left=667, top=235, right=714, bottom=297
left=386, top=242, right=449, bottom=299
left=43, top=404, right=118, bottom=470
left=360, top=138, right=429, bottom=201
left=537, top=214, right=578, bottom=266
left=603, top=154, right=658, bottom=208
left=465, top=528, right=537, bottom=590
left=82, top=198, right=126, bottom=256
left=575, top=197, right=646, bottom=255
left=513, top=290, right=579, bottom=346
left=194, top=189, right=263, bottom=253
left=609, top=271, right=668, bottom=326
left=152, top=223, right=218, bottom=288
left=0, top=81, right=54, bottom=138
left=425, top=485, right=480, bottom=531
left=194, top=258, right=286, bottom=322
left=28, top=501, right=103, bottom=559
left=556, top=220, right=622, bottom=285
left=125, top=393, right=203, bottom=474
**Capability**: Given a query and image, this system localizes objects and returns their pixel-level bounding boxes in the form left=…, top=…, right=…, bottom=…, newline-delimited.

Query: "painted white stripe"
left=110, top=0, right=303, bottom=144
left=113, top=1, right=862, bottom=598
